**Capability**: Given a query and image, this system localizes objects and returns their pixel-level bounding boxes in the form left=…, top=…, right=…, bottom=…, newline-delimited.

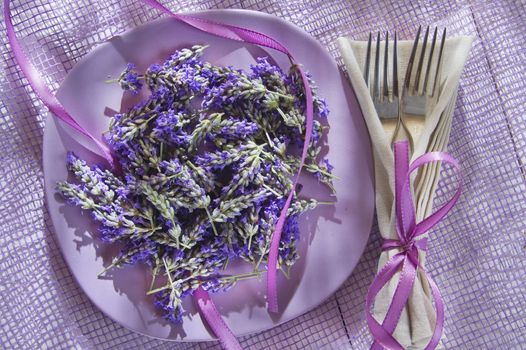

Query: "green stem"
left=247, top=234, right=254, bottom=251
left=97, top=255, right=125, bottom=277
left=276, top=107, right=288, bottom=121
left=306, top=165, right=341, bottom=180
left=271, top=91, right=294, bottom=101
left=255, top=240, right=270, bottom=272
left=222, top=270, right=264, bottom=281
left=148, top=269, right=266, bottom=296
left=136, top=226, right=162, bottom=235
left=187, top=161, right=199, bottom=172
left=149, top=216, right=155, bottom=231
left=146, top=285, right=168, bottom=295
left=149, top=265, right=159, bottom=292
left=280, top=266, right=290, bottom=280
left=222, top=257, right=230, bottom=271
left=163, top=257, right=174, bottom=285
left=170, top=219, right=181, bottom=249
left=180, top=242, right=192, bottom=250
left=264, top=130, right=275, bottom=148
left=204, top=207, right=219, bottom=236
left=262, top=183, right=282, bottom=198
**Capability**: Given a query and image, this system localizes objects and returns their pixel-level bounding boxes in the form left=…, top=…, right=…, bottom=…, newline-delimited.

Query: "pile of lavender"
left=57, top=45, right=333, bottom=324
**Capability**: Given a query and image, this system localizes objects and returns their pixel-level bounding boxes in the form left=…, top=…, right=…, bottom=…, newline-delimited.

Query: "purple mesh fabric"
left=1, top=1, right=525, bottom=349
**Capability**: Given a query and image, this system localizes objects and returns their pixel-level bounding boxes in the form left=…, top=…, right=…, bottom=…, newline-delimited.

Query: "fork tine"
left=423, top=27, right=438, bottom=95
left=383, top=32, right=389, bottom=99
left=364, top=32, right=372, bottom=87
left=404, top=25, right=421, bottom=91
left=393, top=32, right=399, bottom=97
left=432, top=27, right=447, bottom=96
left=414, top=26, right=430, bottom=93
left=374, top=32, right=381, bottom=99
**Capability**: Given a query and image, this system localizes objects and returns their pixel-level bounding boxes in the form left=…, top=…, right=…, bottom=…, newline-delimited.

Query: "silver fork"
left=365, top=31, right=401, bottom=147
left=400, top=25, right=447, bottom=150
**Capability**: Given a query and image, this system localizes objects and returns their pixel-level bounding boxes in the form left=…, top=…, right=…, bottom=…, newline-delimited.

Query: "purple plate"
left=44, top=9, right=374, bottom=341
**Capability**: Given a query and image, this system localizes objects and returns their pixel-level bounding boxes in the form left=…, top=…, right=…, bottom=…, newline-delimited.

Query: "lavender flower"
left=57, top=45, right=333, bottom=325
left=118, top=63, right=143, bottom=93
left=211, top=189, right=271, bottom=222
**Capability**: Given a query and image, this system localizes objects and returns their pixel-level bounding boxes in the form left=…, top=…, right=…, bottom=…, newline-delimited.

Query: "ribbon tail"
left=370, top=255, right=418, bottom=350
left=4, top=0, right=114, bottom=166
left=194, top=287, right=243, bottom=350
left=366, top=254, right=406, bottom=350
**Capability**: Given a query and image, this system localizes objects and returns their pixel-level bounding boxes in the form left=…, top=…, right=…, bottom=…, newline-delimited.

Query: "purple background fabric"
left=1, top=1, right=524, bottom=349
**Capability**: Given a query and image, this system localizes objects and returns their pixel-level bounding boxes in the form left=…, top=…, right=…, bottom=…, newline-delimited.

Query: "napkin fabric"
left=337, top=36, right=473, bottom=348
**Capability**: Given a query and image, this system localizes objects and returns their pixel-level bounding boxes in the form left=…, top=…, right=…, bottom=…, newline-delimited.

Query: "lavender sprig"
left=211, top=189, right=270, bottom=222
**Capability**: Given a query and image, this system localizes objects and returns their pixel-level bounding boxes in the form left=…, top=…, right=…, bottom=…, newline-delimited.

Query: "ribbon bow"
left=366, top=140, right=462, bottom=350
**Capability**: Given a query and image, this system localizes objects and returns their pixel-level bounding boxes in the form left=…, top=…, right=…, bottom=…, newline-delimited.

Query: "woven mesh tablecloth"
left=1, top=1, right=525, bottom=349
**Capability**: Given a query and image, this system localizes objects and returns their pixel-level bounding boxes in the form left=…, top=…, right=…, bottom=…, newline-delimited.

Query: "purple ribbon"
left=366, top=140, right=462, bottom=350
left=5, top=1, right=315, bottom=348
left=194, top=288, right=243, bottom=350
left=3, top=0, right=115, bottom=166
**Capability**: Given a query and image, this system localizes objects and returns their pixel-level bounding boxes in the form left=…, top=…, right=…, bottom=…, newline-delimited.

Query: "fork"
left=400, top=25, right=447, bottom=151
left=364, top=31, right=404, bottom=147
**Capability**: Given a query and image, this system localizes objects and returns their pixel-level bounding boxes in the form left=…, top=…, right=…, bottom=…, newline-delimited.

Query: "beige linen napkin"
left=337, top=35, right=473, bottom=348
